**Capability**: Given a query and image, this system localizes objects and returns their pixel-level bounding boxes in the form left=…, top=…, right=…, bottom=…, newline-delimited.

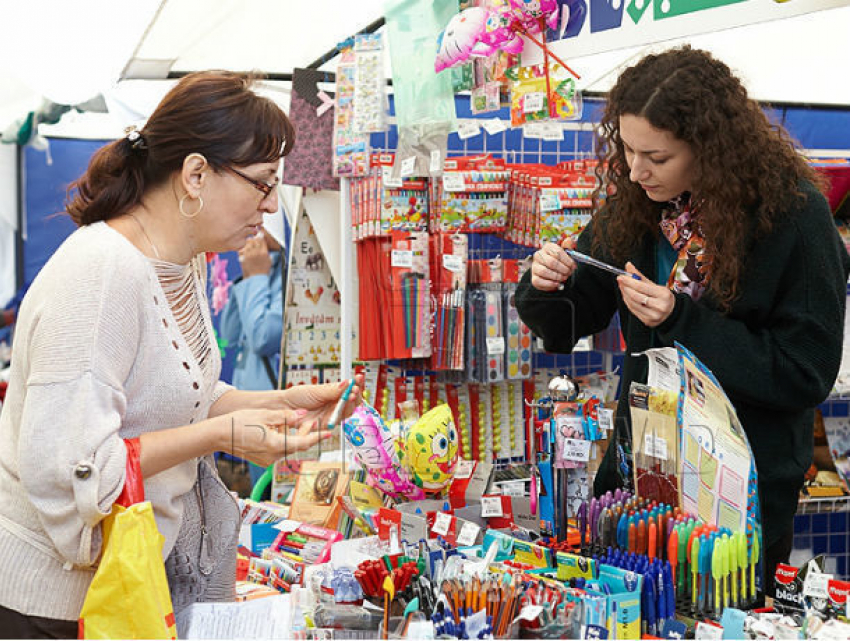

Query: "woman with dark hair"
left=516, top=46, right=849, bottom=595
left=0, top=71, right=361, bottom=637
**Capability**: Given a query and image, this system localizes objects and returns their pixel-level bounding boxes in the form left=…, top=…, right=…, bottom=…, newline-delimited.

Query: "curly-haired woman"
left=516, top=46, right=849, bottom=596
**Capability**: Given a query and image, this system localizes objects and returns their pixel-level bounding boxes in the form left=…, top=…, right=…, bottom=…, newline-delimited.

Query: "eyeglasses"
left=224, top=165, right=279, bottom=198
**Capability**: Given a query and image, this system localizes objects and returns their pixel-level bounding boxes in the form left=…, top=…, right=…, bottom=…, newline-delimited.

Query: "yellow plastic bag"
left=78, top=501, right=177, bottom=639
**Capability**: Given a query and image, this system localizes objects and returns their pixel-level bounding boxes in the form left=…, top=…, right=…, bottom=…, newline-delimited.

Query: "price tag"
left=431, top=511, right=452, bottom=536
left=694, top=622, right=724, bottom=640
left=290, top=267, right=307, bottom=283
left=391, top=249, right=413, bottom=268
left=382, top=166, right=402, bottom=188
left=598, top=408, right=614, bottom=432
left=443, top=173, right=466, bottom=192
left=480, top=495, right=504, bottom=518
left=442, top=254, right=463, bottom=273
left=803, top=572, right=831, bottom=598
left=481, top=118, right=507, bottom=135
left=273, top=519, right=301, bottom=533
left=457, top=121, right=481, bottom=140
left=501, top=480, right=525, bottom=497
left=524, top=92, right=545, bottom=113
left=644, top=433, right=669, bottom=460
left=517, top=605, right=543, bottom=622
left=430, top=149, right=442, bottom=173
left=539, top=193, right=561, bottom=212
left=486, top=337, right=505, bottom=355
left=285, top=338, right=302, bottom=357
left=454, top=459, right=475, bottom=479
left=456, top=521, right=481, bottom=546
left=400, top=156, right=417, bottom=177
left=562, top=438, right=592, bottom=462
left=522, top=122, right=546, bottom=139
left=541, top=123, right=564, bottom=141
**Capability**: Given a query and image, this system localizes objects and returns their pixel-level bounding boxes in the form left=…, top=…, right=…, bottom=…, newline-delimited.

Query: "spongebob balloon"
left=343, top=403, right=424, bottom=500
left=399, top=404, right=459, bottom=493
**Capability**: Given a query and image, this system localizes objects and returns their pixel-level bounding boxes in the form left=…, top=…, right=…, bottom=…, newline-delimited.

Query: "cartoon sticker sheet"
left=285, top=210, right=342, bottom=365
left=676, top=345, right=754, bottom=533
left=825, top=416, right=850, bottom=490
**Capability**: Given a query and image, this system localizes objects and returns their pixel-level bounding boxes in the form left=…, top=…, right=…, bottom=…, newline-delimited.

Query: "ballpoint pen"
left=564, top=249, right=635, bottom=278
left=327, top=378, right=356, bottom=430
left=750, top=533, right=760, bottom=606
left=690, top=536, right=701, bottom=615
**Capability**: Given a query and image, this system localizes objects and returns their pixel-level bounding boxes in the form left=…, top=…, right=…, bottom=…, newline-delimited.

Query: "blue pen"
left=655, top=561, right=667, bottom=627
left=564, top=249, right=637, bottom=279
left=642, top=570, right=657, bottom=636
left=327, top=378, right=356, bottom=429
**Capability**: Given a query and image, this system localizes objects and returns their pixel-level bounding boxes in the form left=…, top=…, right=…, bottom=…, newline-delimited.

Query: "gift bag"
left=78, top=439, right=177, bottom=640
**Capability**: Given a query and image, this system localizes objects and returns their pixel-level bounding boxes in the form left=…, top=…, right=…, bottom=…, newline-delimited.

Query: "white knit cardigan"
left=0, top=222, right=232, bottom=620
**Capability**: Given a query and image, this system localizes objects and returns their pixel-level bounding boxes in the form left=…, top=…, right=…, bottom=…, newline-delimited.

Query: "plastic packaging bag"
left=78, top=439, right=177, bottom=639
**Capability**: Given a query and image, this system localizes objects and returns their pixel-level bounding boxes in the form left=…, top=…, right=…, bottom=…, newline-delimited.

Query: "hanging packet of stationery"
left=388, top=231, right=431, bottom=359
left=508, top=62, right=583, bottom=127
left=439, top=156, right=510, bottom=233
left=333, top=44, right=370, bottom=177
left=430, top=233, right=468, bottom=371
left=353, top=33, right=388, bottom=134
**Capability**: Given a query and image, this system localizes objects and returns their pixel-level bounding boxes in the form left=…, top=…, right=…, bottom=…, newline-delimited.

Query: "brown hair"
left=67, top=71, right=295, bottom=226
left=593, top=46, right=822, bottom=309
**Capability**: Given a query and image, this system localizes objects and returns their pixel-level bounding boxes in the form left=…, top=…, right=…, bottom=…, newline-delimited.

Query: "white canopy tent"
left=1, top=0, right=849, bottom=309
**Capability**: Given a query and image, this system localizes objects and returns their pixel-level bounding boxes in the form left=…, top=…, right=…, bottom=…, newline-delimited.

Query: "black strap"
left=262, top=356, right=278, bottom=389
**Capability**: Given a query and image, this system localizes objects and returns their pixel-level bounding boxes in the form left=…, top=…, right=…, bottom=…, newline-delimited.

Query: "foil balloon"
left=435, top=7, right=489, bottom=73
left=507, top=0, right=560, bottom=33
left=343, top=403, right=425, bottom=500
left=399, top=404, right=459, bottom=493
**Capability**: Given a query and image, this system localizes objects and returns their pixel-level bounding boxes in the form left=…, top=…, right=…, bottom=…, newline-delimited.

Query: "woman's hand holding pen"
left=268, top=375, right=364, bottom=430
left=617, top=263, right=676, bottom=327
left=531, top=238, right=578, bottom=291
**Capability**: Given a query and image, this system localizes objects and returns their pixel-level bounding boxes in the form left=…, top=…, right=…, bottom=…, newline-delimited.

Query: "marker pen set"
left=574, top=492, right=763, bottom=619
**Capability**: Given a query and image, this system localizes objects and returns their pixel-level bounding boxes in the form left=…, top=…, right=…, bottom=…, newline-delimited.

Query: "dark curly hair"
left=592, top=46, right=823, bottom=310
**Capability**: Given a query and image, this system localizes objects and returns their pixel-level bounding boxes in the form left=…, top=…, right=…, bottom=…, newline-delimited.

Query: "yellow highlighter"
left=750, top=534, right=760, bottom=604
left=729, top=535, right=739, bottom=608
left=712, top=537, right=723, bottom=616
left=736, top=532, right=748, bottom=606
left=720, top=534, right=730, bottom=611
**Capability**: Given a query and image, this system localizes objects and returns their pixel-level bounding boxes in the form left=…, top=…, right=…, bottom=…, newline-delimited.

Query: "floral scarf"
left=658, top=192, right=711, bottom=301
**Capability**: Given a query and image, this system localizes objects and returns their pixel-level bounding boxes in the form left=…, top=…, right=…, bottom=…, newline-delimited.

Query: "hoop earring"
left=179, top=194, right=204, bottom=218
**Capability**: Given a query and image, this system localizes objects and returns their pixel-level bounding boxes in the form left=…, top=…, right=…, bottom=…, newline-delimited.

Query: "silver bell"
left=548, top=375, right=579, bottom=402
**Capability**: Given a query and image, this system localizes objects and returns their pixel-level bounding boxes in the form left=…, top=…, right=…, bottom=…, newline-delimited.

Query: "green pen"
left=690, top=536, right=701, bottom=614
left=677, top=524, right=688, bottom=594
left=720, top=535, right=730, bottom=611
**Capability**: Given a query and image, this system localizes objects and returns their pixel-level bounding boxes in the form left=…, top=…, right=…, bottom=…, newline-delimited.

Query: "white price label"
left=382, top=166, right=402, bottom=188
left=285, top=339, right=302, bottom=357
left=391, top=249, right=413, bottom=268
left=290, top=267, right=307, bottom=283
left=442, top=254, right=463, bottom=273
left=524, top=92, right=545, bottom=113
left=454, top=459, right=475, bottom=479
left=273, top=519, right=301, bottom=533
left=694, top=622, right=724, bottom=640
left=517, top=605, right=543, bottom=622
left=598, top=408, right=614, bottom=432
left=400, top=156, right=417, bottom=177
left=431, top=511, right=452, bottom=537
left=456, top=521, right=481, bottom=546
left=430, top=149, right=442, bottom=173
left=482, top=118, right=507, bottom=135
left=501, top=480, right=525, bottom=497
left=443, top=173, right=466, bottom=192
left=644, top=434, right=669, bottom=461
left=480, top=495, right=504, bottom=518
left=803, top=572, right=832, bottom=598
left=486, top=337, right=505, bottom=355
left=539, top=193, right=561, bottom=212
left=562, top=438, right=592, bottom=462
left=541, top=123, right=564, bottom=141
left=457, top=121, right=481, bottom=140
left=522, top=122, right=546, bottom=139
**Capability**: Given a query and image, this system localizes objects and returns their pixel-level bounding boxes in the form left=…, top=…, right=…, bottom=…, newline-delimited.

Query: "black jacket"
left=515, top=181, right=850, bottom=547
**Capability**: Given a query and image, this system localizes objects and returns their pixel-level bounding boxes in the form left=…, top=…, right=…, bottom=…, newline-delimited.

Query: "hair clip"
left=125, top=127, right=148, bottom=152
